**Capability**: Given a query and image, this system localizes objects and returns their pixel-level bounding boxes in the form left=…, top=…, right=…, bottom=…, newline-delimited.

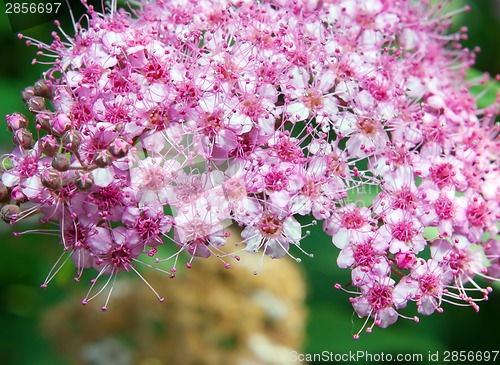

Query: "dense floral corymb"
left=1, top=0, right=499, bottom=337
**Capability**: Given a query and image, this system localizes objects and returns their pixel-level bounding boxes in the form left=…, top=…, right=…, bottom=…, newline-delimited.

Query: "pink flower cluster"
left=1, top=0, right=499, bottom=335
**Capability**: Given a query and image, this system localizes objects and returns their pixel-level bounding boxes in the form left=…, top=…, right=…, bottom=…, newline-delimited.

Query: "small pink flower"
left=130, top=157, right=179, bottom=206
left=351, top=275, right=399, bottom=330
left=324, top=204, right=374, bottom=248
left=88, top=227, right=143, bottom=273
left=375, top=209, right=426, bottom=254
left=241, top=211, right=302, bottom=259
left=393, top=258, right=450, bottom=315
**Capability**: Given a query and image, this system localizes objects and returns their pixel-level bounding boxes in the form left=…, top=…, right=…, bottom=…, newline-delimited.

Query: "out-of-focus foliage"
left=41, top=238, right=307, bottom=365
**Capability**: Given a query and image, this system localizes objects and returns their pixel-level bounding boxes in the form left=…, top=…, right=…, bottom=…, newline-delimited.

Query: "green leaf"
left=466, top=68, right=500, bottom=110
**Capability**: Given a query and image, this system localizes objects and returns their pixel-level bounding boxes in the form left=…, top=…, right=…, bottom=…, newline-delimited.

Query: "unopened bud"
left=11, top=186, right=27, bottom=204
left=108, top=138, right=130, bottom=158
left=51, top=114, right=72, bottom=136
left=1, top=204, right=21, bottom=223
left=51, top=154, right=70, bottom=172
left=0, top=181, right=9, bottom=202
left=21, top=86, right=36, bottom=103
left=35, top=113, right=52, bottom=131
left=13, top=128, right=34, bottom=149
left=62, top=130, right=82, bottom=152
left=75, top=173, right=93, bottom=191
left=27, top=96, right=45, bottom=112
left=6, top=113, right=28, bottom=131
left=41, top=169, right=63, bottom=190
left=394, top=251, right=417, bottom=270
left=34, top=79, right=52, bottom=99
left=93, top=150, right=113, bottom=168
left=40, top=135, right=60, bottom=157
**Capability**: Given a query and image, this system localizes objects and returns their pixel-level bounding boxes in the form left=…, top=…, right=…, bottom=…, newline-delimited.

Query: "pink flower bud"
left=1, top=204, right=21, bottom=223
left=108, top=138, right=130, bottom=158
left=6, top=113, right=28, bottom=131
left=27, top=96, right=46, bottom=112
left=41, top=169, right=63, bottom=190
left=75, top=172, right=94, bottom=191
left=62, top=130, right=82, bottom=152
left=21, top=86, right=36, bottom=103
left=35, top=113, right=52, bottom=132
left=51, top=114, right=72, bottom=136
left=0, top=181, right=8, bottom=202
left=51, top=154, right=70, bottom=172
left=93, top=150, right=113, bottom=168
left=40, top=135, right=60, bottom=157
left=11, top=186, right=27, bottom=204
left=34, top=79, right=52, bottom=99
left=13, top=128, right=34, bottom=149
left=394, top=251, right=417, bottom=270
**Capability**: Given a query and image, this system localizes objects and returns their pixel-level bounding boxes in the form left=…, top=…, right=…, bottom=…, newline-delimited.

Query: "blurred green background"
left=0, top=1, right=499, bottom=365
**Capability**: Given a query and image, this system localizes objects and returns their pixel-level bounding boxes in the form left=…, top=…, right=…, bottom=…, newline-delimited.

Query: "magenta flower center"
left=202, top=111, right=224, bottom=136
left=143, top=167, right=168, bottom=191
left=353, top=243, right=375, bottom=267
left=224, top=178, right=246, bottom=201
left=341, top=209, right=366, bottom=229
left=393, top=187, right=416, bottom=210
left=418, top=273, right=441, bottom=296
left=64, top=223, right=88, bottom=249
left=359, top=118, right=378, bottom=136
left=110, top=245, right=133, bottom=268
left=19, top=156, right=39, bottom=178
left=368, top=283, right=393, bottom=311
left=434, top=196, right=454, bottom=220
left=430, top=163, right=454, bottom=187
left=302, top=178, right=321, bottom=198
left=391, top=220, right=415, bottom=242
left=466, top=201, right=487, bottom=227
left=272, top=138, right=304, bottom=163
left=148, top=107, right=170, bottom=130
left=326, top=154, right=346, bottom=177
left=136, top=216, right=160, bottom=240
left=265, top=169, right=288, bottom=191
left=90, top=185, right=124, bottom=215
left=303, top=89, right=323, bottom=110
left=259, top=213, right=283, bottom=237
